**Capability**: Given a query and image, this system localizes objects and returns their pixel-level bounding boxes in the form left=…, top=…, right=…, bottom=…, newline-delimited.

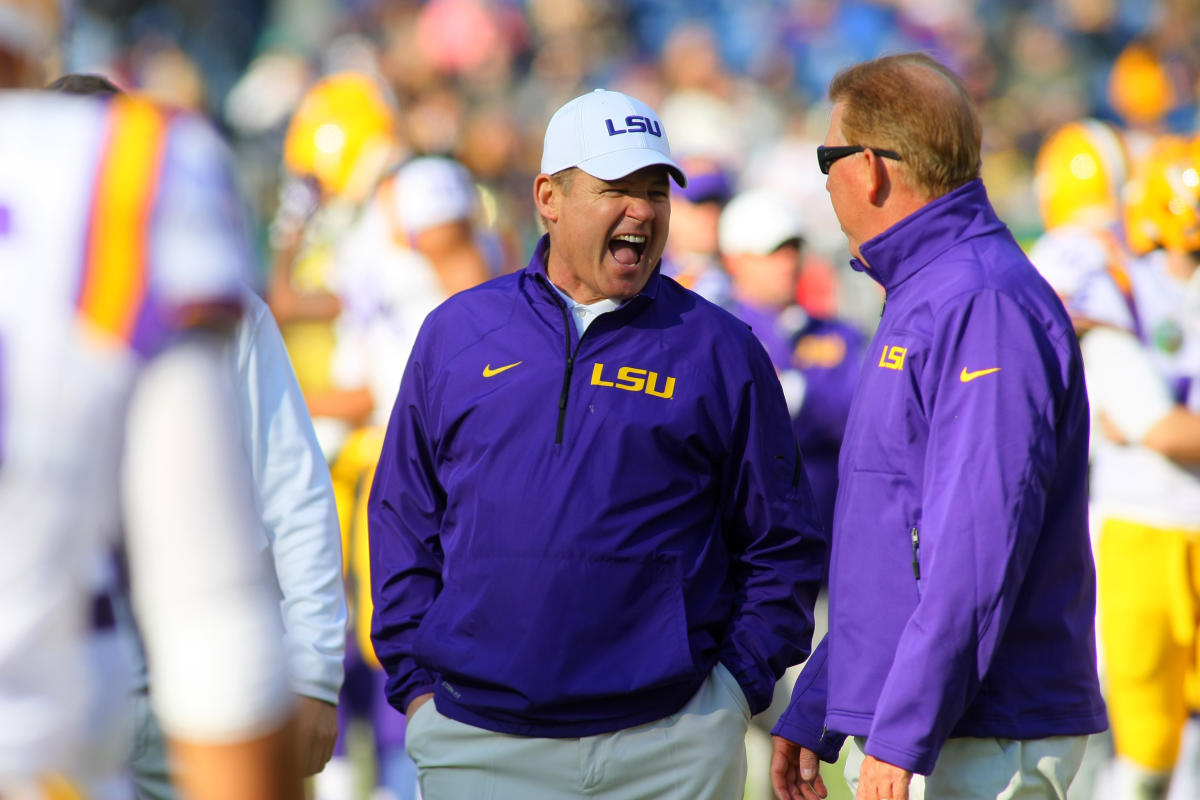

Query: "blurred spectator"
left=717, top=187, right=864, bottom=540
left=660, top=155, right=734, bottom=304
left=270, top=66, right=492, bottom=800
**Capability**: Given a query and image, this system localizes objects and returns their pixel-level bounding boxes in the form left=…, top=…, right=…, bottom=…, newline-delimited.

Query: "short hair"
left=46, top=72, right=122, bottom=96
left=829, top=53, right=981, bottom=199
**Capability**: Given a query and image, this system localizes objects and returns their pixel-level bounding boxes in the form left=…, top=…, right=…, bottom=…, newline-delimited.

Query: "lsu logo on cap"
left=605, top=116, right=662, bottom=137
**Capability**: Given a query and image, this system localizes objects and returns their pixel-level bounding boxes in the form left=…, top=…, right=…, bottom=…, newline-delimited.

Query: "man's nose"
left=625, top=194, right=655, bottom=222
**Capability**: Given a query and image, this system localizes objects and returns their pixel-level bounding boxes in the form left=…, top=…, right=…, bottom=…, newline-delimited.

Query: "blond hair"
left=829, top=53, right=981, bottom=199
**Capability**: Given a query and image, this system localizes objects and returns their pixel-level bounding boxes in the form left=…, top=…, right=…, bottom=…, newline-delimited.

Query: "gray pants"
left=406, top=663, right=751, bottom=799
left=845, top=733, right=1087, bottom=799
left=127, top=692, right=179, bottom=800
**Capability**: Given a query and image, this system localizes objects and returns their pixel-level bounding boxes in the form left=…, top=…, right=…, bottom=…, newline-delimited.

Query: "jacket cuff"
left=863, top=736, right=936, bottom=776
left=772, top=717, right=845, bottom=764
left=721, top=652, right=774, bottom=715
left=770, top=634, right=841, bottom=762
left=398, top=679, right=438, bottom=715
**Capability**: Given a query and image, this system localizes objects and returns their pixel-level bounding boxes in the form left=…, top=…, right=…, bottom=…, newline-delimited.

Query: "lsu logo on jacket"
left=590, top=362, right=675, bottom=399
left=878, top=344, right=907, bottom=371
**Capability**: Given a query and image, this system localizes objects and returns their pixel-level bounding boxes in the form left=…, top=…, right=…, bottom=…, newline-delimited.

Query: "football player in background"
left=1086, top=135, right=1200, bottom=800
left=270, top=69, right=491, bottom=800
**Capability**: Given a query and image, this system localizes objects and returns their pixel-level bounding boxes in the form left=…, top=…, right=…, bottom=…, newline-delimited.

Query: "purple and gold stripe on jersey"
left=75, top=96, right=169, bottom=355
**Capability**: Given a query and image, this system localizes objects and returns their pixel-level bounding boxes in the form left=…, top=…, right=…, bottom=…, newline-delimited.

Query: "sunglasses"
left=817, top=145, right=902, bottom=175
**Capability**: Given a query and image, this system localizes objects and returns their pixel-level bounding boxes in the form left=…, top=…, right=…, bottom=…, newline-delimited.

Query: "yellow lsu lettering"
left=590, top=362, right=675, bottom=399
left=878, top=344, right=907, bottom=371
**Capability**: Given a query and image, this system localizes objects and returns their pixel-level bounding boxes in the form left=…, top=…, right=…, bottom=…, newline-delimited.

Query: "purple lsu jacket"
left=774, top=180, right=1107, bottom=775
left=368, top=235, right=827, bottom=737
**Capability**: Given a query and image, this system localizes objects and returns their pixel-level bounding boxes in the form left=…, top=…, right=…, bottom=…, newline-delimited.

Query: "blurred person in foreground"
left=0, top=3, right=301, bottom=798
left=49, top=71, right=348, bottom=796
left=717, top=188, right=864, bottom=540
left=770, top=53, right=1106, bottom=800
left=369, top=88, right=827, bottom=799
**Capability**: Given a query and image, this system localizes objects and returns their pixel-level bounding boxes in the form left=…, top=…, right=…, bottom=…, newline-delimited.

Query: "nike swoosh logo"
left=482, top=361, right=522, bottom=377
left=960, top=366, right=1001, bottom=383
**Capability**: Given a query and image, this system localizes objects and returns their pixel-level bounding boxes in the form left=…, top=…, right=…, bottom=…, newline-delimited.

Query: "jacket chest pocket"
left=846, top=336, right=926, bottom=475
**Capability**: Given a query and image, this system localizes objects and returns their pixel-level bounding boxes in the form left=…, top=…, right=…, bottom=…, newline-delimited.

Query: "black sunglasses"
left=817, top=145, right=902, bottom=175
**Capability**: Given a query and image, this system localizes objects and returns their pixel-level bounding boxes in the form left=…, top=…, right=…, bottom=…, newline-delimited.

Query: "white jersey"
left=0, top=91, right=289, bottom=782
left=1084, top=326, right=1200, bottom=527
left=332, top=156, right=477, bottom=424
left=1084, top=251, right=1200, bottom=528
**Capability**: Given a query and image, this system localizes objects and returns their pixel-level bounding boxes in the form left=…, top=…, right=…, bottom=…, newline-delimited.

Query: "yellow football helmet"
left=1034, top=119, right=1130, bottom=231
left=283, top=72, right=398, bottom=201
left=1123, top=135, right=1200, bottom=255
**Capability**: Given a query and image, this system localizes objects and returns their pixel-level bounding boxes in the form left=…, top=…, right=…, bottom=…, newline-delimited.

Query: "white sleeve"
left=148, top=113, right=255, bottom=312
left=235, top=291, right=347, bottom=704
left=392, top=157, right=477, bottom=234
left=1081, top=326, right=1175, bottom=442
left=122, top=332, right=292, bottom=741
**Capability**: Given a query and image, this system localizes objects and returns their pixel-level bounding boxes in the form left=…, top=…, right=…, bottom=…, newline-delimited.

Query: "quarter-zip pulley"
left=911, top=526, right=921, bottom=580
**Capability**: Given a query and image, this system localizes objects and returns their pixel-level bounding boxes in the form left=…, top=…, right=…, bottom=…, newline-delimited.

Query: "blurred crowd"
left=43, top=2, right=1200, bottom=799
left=59, top=0, right=1200, bottom=330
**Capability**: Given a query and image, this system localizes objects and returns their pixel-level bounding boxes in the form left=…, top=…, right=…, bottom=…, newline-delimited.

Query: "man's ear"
left=533, top=174, right=558, bottom=223
left=863, top=150, right=891, bottom=207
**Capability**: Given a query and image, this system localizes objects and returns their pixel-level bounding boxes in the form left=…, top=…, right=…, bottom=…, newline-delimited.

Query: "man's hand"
left=406, top=692, right=435, bottom=725
left=855, top=754, right=912, bottom=800
left=771, top=736, right=828, bottom=800
left=292, top=695, right=338, bottom=777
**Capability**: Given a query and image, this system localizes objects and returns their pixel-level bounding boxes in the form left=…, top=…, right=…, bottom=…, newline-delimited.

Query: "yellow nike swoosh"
left=482, top=361, right=523, bottom=378
left=960, top=366, right=1001, bottom=383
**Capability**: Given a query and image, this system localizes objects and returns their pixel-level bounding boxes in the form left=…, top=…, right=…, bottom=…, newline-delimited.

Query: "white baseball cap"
left=718, top=188, right=806, bottom=256
left=541, top=89, right=688, bottom=187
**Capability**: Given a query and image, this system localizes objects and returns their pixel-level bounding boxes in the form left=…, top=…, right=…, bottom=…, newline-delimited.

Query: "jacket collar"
left=851, top=179, right=1005, bottom=293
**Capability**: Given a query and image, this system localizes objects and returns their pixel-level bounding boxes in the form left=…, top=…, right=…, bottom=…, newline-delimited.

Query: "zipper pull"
left=911, top=527, right=921, bottom=580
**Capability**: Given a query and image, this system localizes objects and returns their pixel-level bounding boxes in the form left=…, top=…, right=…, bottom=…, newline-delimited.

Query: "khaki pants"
left=845, top=734, right=1086, bottom=799
left=406, top=663, right=750, bottom=799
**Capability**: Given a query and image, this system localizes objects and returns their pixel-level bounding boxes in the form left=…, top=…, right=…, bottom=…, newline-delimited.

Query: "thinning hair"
left=829, top=53, right=981, bottom=199
left=46, top=72, right=122, bottom=96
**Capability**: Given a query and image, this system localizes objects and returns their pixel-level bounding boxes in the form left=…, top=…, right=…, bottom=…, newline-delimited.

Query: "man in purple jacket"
left=368, top=88, right=827, bottom=799
left=769, top=54, right=1107, bottom=800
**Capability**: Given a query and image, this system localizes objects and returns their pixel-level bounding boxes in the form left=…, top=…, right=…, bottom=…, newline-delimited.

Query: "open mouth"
left=608, top=233, right=646, bottom=267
